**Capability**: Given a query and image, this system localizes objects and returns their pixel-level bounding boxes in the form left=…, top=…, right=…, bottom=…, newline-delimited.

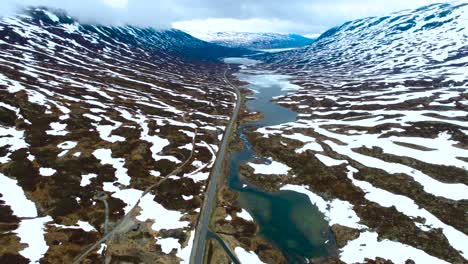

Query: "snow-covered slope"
left=265, top=1, right=468, bottom=86
left=233, top=2, right=468, bottom=263
left=2, top=8, right=248, bottom=60
left=0, top=8, right=245, bottom=263
left=190, top=32, right=315, bottom=50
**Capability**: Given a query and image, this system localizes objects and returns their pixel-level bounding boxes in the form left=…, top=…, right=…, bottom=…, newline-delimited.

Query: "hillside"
left=264, top=1, right=468, bottom=86
left=0, top=8, right=246, bottom=263
left=226, top=1, right=468, bottom=263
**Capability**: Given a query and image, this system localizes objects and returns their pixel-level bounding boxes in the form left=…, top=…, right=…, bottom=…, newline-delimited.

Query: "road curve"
left=189, top=66, right=242, bottom=264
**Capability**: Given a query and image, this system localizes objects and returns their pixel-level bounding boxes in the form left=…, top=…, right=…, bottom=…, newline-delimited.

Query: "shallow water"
left=227, top=70, right=332, bottom=263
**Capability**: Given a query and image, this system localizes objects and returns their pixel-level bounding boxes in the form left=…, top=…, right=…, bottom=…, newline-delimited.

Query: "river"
left=224, top=58, right=333, bottom=263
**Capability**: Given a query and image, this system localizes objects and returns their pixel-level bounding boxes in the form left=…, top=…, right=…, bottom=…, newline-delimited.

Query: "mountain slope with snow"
left=190, top=32, right=315, bottom=50
left=4, top=8, right=249, bottom=60
left=0, top=8, right=247, bottom=263
left=228, top=2, right=468, bottom=264
left=265, top=1, right=468, bottom=86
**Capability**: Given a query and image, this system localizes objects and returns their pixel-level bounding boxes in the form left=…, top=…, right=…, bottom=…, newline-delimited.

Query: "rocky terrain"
left=213, top=1, right=468, bottom=264
left=0, top=8, right=248, bottom=263
left=186, top=32, right=315, bottom=50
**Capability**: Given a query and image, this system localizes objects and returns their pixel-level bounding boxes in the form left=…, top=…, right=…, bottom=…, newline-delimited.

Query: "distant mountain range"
left=188, top=32, right=315, bottom=50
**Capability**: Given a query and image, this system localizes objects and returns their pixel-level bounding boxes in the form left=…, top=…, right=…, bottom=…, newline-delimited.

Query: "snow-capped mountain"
left=264, top=1, right=468, bottom=86
left=0, top=8, right=247, bottom=263
left=190, top=32, right=315, bottom=50
left=2, top=8, right=248, bottom=60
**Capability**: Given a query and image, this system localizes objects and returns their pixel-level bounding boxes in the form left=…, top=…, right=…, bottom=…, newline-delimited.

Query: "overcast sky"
left=1, top=0, right=448, bottom=36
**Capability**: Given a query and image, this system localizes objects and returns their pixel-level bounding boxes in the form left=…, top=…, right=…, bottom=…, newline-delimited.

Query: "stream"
left=225, top=58, right=333, bottom=263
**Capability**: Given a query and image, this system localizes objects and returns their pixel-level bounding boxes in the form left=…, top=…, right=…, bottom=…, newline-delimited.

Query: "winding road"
left=189, top=66, right=242, bottom=264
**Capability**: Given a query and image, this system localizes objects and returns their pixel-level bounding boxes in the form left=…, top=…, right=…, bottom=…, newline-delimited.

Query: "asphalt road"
left=189, top=66, right=242, bottom=264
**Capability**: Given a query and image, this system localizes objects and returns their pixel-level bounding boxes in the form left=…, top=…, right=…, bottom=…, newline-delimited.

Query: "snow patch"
left=235, top=247, right=266, bottom=264
left=248, top=159, right=291, bottom=175
left=39, top=168, right=56, bottom=177
left=16, top=216, right=53, bottom=263
left=315, top=154, right=348, bottom=167
left=340, top=232, right=450, bottom=264
left=0, top=173, right=38, bottom=217
left=237, top=209, right=254, bottom=221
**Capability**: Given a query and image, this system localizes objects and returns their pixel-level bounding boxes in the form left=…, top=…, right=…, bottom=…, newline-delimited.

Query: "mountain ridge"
left=188, top=31, right=315, bottom=50
left=6, top=7, right=251, bottom=60
left=261, top=0, right=468, bottom=87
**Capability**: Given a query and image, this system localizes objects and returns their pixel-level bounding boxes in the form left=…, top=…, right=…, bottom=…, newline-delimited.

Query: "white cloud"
left=173, top=0, right=446, bottom=35
left=102, top=0, right=128, bottom=9
left=0, top=0, right=450, bottom=35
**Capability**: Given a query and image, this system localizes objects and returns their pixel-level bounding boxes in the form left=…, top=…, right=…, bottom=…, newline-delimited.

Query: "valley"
left=203, top=2, right=468, bottom=264
left=190, top=66, right=242, bottom=264
left=211, top=66, right=468, bottom=263
left=206, top=63, right=334, bottom=264
left=0, top=1, right=467, bottom=264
